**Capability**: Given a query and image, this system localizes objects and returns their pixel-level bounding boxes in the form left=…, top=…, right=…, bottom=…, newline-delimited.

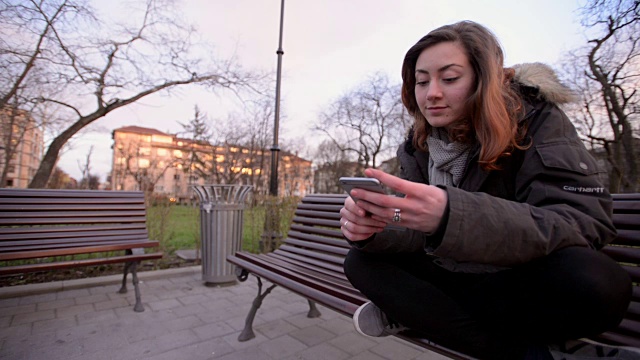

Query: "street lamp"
left=269, top=0, right=285, bottom=196
left=261, top=0, right=285, bottom=253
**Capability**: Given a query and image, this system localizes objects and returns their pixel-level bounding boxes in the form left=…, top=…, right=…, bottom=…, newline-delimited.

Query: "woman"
left=340, top=21, right=633, bottom=359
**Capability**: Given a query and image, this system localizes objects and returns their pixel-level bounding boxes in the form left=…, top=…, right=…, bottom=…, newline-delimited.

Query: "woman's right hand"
left=340, top=193, right=386, bottom=241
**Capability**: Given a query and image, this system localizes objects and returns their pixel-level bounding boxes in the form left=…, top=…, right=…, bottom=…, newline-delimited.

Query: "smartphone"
left=339, top=177, right=386, bottom=200
left=338, top=177, right=405, bottom=231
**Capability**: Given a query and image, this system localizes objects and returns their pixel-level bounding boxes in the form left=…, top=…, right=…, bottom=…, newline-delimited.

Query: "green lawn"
left=149, top=196, right=301, bottom=256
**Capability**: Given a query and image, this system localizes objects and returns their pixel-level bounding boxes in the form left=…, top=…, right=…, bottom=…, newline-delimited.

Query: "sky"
left=57, top=0, right=587, bottom=182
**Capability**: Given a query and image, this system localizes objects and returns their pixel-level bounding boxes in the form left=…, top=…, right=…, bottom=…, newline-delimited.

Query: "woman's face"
left=414, top=41, right=475, bottom=129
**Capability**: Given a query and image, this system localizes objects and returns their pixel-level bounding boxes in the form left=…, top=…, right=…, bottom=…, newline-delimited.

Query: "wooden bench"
left=228, top=193, right=640, bottom=359
left=0, top=188, right=163, bottom=312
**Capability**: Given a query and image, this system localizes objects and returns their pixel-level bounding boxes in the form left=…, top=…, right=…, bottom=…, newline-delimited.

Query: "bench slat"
left=0, top=228, right=148, bottom=241
left=0, top=189, right=144, bottom=198
left=0, top=204, right=145, bottom=211
left=287, top=231, right=350, bottom=249
left=0, top=234, right=151, bottom=250
left=0, top=224, right=147, bottom=236
left=0, top=216, right=148, bottom=226
left=288, top=224, right=344, bottom=240
left=0, top=252, right=163, bottom=276
left=0, top=241, right=160, bottom=261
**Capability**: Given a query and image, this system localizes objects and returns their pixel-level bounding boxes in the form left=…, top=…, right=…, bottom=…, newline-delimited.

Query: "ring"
left=392, top=209, right=401, bottom=222
left=344, top=220, right=349, bottom=227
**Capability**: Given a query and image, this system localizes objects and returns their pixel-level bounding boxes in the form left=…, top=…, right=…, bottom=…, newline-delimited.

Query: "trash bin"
left=192, top=184, right=253, bottom=285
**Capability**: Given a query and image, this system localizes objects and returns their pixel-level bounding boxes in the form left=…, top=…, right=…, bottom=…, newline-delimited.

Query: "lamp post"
left=269, top=0, right=285, bottom=196
left=260, top=0, right=285, bottom=253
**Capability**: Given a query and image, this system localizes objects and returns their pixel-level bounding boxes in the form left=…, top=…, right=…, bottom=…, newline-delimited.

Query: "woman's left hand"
left=350, top=168, right=449, bottom=234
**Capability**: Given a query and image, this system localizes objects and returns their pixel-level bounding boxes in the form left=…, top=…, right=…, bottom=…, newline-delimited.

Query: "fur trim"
left=512, top=63, right=577, bottom=104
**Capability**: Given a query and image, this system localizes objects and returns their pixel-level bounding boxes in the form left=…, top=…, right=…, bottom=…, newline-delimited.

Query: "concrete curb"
left=0, top=265, right=202, bottom=299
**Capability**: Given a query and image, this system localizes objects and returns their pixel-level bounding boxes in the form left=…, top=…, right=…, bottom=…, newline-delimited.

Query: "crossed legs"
left=343, top=247, right=631, bottom=359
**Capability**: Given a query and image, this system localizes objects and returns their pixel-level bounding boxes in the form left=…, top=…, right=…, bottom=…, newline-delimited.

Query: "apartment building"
left=0, top=107, right=43, bottom=188
left=110, top=126, right=314, bottom=200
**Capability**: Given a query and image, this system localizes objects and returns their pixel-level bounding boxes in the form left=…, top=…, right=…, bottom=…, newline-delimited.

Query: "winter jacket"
left=350, top=63, right=616, bottom=272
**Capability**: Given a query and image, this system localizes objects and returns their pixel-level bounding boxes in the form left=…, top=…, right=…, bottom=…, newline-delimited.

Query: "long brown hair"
left=401, top=21, right=524, bottom=170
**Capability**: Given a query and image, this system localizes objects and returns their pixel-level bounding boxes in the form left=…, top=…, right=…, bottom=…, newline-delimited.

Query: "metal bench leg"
left=118, top=261, right=132, bottom=294
left=238, top=276, right=277, bottom=342
left=307, top=300, right=321, bottom=318
left=129, top=261, right=144, bottom=312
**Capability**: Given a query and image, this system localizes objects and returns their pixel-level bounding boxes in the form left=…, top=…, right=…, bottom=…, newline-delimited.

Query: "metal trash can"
left=192, top=184, right=253, bottom=285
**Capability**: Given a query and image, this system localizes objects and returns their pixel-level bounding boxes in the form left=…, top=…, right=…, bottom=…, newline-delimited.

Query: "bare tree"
left=314, top=72, right=410, bottom=170
left=312, top=140, right=353, bottom=193
left=114, top=140, right=175, bottom=196
left=561, top=0, right=640, bottom=193
left=0, top=0, right=262, bottom=188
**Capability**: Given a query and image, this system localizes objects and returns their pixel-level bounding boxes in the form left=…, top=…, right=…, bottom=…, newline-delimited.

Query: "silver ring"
left=344, top=220, right=349, bottom=227
left=392, top=209, right=401, bottom=222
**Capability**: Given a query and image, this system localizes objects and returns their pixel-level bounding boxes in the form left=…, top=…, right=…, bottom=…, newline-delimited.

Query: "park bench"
left=228, top=192, right=640, bottom=359
left=0, top=188, right=163, bottom=312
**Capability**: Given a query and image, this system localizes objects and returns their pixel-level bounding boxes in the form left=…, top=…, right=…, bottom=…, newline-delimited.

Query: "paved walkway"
left=0, top=266, right=449, bottom=360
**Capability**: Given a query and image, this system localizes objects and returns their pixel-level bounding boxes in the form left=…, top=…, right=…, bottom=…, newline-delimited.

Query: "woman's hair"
left=401, top=20, right=524, bottom=170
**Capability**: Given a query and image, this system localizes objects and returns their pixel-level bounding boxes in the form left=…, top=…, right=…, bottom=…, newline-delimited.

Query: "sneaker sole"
left=353, top=302, right=386, bottom=338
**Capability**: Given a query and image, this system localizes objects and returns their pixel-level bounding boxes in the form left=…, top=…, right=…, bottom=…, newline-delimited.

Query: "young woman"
left=340, top=21, right=634, bottom=359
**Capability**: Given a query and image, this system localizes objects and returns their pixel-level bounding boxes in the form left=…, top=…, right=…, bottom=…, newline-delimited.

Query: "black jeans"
left=343, top=247, right=632, bottom=360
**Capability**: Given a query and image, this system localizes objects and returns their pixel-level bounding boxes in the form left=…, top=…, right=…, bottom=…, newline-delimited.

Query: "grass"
left=150, top=196, right=301, bottom=256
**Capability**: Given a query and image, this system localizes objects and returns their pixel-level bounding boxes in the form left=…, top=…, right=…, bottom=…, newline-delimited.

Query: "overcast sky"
left=57, top=0, right=587, bottom=181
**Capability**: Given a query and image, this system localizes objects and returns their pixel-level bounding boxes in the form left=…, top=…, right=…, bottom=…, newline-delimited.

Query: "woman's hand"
left=340, top=193, right=387, bottom=241
left=341, top=168, right=448, bottom=237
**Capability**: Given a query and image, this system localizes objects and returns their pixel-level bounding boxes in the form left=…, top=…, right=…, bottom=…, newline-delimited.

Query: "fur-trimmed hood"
left=512, top=63, right=577, bottom=104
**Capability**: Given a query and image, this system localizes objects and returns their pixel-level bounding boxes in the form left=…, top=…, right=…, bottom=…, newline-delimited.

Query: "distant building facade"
left=110, top=126, right=314, bottom=200
left=0, top=107, right=43, bottom=188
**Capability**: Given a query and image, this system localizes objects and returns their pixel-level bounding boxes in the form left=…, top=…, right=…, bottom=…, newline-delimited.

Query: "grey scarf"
left=426, top=128, right=472, bottom=186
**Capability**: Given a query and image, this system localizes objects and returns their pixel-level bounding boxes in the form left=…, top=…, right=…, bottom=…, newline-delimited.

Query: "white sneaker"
left=352, top=302, right=408, bottom=338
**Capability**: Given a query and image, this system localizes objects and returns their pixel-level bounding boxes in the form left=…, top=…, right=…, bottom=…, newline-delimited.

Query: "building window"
left=5, top=179, right=13, bottom=187
left=174, top=174, right=180, bottom=180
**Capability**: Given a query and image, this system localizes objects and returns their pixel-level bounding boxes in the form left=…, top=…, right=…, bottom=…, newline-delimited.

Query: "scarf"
left=426, top=127, right=472, bottom=187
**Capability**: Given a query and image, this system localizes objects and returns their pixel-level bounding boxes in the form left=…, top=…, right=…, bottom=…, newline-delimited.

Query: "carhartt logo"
left=563, top=185, right=605, bottom=193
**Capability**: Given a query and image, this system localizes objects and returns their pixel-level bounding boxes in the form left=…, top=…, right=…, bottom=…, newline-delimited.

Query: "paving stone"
left=56, top=303, right=95, bottom=319
left=37, top=297, right=76, bottom=311
left=11, top=309, right=55, bottom=325
left=289, top=324, right=337, bottom=347
left=0, top=297, right=20, bottom=308
left=177, top=293, right=210, bottom=305
left=0, top=323, right=30, bottom=341
left=76, top=308, right=117, bottom=325
left=171, top=302, right=206, bottom=318
left=254, top=318, right=299, bottom=339
left=319, top=316, right=355, bottom=336
left=284, top=311, right=325, bottom=329
left=221, top=329, right=271, bottom=351
left=0, top=303, right=36, bottom=317
left=94, top=297, right=131, bottom=311
left=347, top=350, right=388, bottom=360
left=147, top=337, right=236, bottom=360
left=0, top=315, right=10, bottom=328
left=290, top=342, right=351, bottom=360
left=147, top=298, right=182, bottom=311
left=370, top=337, right=424, bottom=360
left=216, top=346, right=276, bottom=360
left=32, top=316, right=77, bottom=334
left=55, top=288, right=91, bottom=300
left=73, top=293, right=109, bottom=305
left=329, top=331, right=378, bottom=355
left=18, top=292, right=56, bottom=305
left=257, top=334, right=308, bottom=359
left=192, top=320, right=237, bottom=341
left=56, top=322, right=101, bottom=342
